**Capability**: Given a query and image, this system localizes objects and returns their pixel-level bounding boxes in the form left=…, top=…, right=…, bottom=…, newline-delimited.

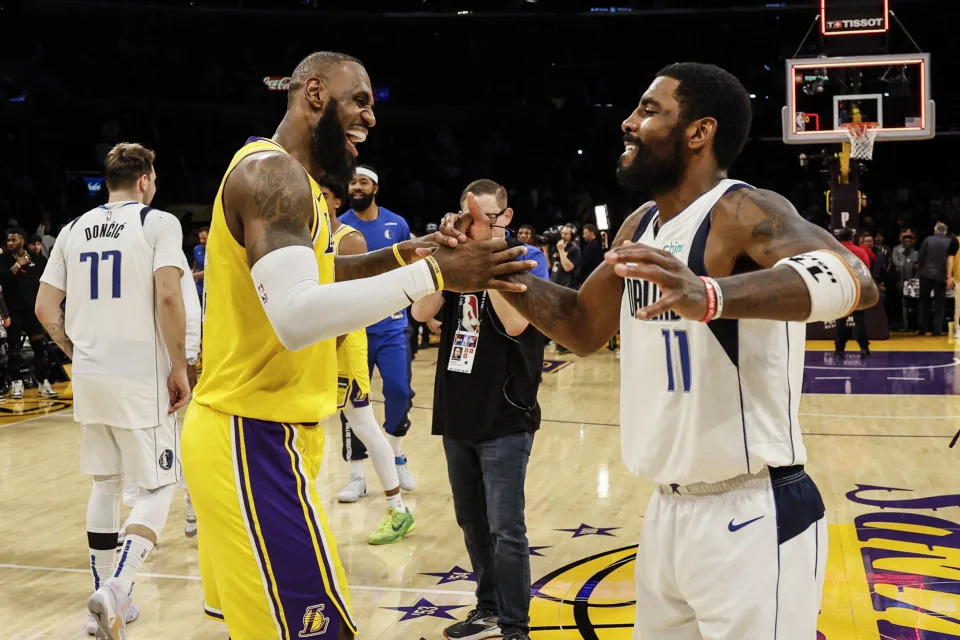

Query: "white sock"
left=89, top=547, right=116, bottom=592
left=343, top=402, right=400, bottom=491
left=350, top=460, right=365, bottom=479
left=113, top=534, right=154, bottom=595
left=185, top=492, right=196, bottom=520
left=387, top=434, right=405, bottom=459
left=387, top=493, right=405, bottom=513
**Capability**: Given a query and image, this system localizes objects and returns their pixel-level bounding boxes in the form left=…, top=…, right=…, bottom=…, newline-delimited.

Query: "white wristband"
left=775, top=250, right=860, bottom=322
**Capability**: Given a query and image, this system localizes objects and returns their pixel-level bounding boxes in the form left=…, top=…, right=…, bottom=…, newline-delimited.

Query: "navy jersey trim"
left=786, top=323, right=796, bottom=465
left=631, top=206, right=659, bottom=243
left=140, top=206, right=155, bottom=225
left=70, top=215, right=82, bottom=230
left=770, top=466, right=825, bottom=545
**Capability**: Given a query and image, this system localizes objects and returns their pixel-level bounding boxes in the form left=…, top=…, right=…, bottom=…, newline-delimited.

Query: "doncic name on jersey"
left=626, top=278, right=681, bottom=323
left=84, top=221, right=126, bottom=240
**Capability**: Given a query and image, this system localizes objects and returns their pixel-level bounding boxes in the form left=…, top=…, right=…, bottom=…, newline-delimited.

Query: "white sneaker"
left=336, top=474, right=367, bottom=503
left=11, top=380, right=23, bottom=399
left=396, top=457, right=416, bottom=492
left=39, top=379, right=58, bottom=397
left=86, top=600, right=138, bottom=636
left=87, top=579, right=131, bottom=640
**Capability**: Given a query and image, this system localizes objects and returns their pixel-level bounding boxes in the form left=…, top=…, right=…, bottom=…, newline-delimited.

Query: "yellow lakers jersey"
left=193, top=137, right=338, bottom=423
left=333, top=224, right=370, bottom=391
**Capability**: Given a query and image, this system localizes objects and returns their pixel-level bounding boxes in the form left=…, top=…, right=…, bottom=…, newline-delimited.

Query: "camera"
left=540, top=225, right=563, bottom=246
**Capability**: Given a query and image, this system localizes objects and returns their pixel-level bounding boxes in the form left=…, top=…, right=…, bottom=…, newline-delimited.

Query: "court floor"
left=2, top=334, right=960, bottom=639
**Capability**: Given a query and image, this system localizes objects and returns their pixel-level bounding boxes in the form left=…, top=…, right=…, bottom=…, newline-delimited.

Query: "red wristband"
left=699, top=276, right=717, bottom=323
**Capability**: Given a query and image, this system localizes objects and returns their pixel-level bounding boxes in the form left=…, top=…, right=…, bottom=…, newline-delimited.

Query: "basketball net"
left=840, top=122, right=879, bottom=161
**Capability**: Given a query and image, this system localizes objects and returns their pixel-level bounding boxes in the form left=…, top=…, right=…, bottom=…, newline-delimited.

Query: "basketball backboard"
left=782, top=53, right=934, bottom=145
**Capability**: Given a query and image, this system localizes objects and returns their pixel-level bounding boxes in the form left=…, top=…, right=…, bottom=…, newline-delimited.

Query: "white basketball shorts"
left=634, top=466, right=827, bottom=640
left=81, top=415, right=181, bottom=490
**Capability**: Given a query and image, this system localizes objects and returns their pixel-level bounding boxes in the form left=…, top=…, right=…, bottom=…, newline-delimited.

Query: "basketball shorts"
left=181, top=402, right=356, bottom=640
left=336, top=376, right=370, bottom=410
left=81, top=419, right=181, bottom=490
left=634, top=466, right=827, bottom=640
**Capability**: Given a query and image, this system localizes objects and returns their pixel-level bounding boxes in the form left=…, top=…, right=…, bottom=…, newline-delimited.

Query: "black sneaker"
left=860, top=348, right=872, bottom=359
left=502, top=632, right=531, bottom=640
left=444, top=608, right=501, bottom=640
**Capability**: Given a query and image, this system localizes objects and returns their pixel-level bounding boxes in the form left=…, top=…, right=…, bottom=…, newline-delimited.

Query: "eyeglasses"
left=481, top=208, right=509, bottom=223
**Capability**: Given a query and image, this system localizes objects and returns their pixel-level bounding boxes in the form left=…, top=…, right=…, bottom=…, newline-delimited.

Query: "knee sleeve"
left=87, top=474, right=123, bottom=534
left=126, top=483, right=176, bottom=536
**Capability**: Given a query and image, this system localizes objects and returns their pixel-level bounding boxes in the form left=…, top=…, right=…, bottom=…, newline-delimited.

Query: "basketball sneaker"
left=368, top=507, right=415, bottom=545
left=86, top=599, right=139, bottom=636
left=336, top=474, right=367, bottom=503
left=87, top=578, right=132, bottom=640
left=39, top=379, right=58, bottom=397
left=11, top=380, right=23, bottom=399
left=443, top=609, right=500, bottom=640
left=396, top=456, right=416, bottom=492
left=502, top=633, right=530, bottom=640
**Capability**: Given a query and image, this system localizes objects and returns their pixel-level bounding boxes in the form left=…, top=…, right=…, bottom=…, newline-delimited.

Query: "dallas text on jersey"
left=626, top=278, right=681, bottom=323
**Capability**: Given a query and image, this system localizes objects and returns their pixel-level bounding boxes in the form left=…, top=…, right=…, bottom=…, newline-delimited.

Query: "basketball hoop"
left=840, top=122, right=879, bottom=160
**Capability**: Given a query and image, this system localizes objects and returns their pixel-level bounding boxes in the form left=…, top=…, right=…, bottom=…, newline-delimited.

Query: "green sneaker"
left=368, top=508, right=416, bottom=545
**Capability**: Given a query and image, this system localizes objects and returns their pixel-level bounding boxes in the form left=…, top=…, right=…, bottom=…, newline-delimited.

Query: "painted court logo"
left=298, top=603, right=330, bottom=637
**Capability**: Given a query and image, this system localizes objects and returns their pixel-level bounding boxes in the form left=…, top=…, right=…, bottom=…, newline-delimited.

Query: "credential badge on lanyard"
left=447, top=292, right=487, bottom=374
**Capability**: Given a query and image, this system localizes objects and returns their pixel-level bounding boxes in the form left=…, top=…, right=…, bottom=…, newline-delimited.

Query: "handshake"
left=400, top=193, right=536, bottom=294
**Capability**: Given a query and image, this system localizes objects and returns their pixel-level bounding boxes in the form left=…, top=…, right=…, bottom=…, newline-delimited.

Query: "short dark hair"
left=288, top=51, right=364, bottom=105
left=198, top=226, right=210, bottom=234
left=104, top=143, right=155, bottom=190
left=583, top=223, right=599, bottom=236
left=28, top=234, right=43, bottom=244
left=7, top=227, right=26, bottom=241
left=836, top=227, right=856, bottom=242
left=317, top=175, right=346, bottom=202
left=656, top=62, right=752, bottom=170
left=460, top=179, right=507, bottom=209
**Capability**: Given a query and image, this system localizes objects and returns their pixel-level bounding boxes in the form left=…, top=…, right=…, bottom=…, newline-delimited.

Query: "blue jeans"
left=443, top=432, right=534, bottom=634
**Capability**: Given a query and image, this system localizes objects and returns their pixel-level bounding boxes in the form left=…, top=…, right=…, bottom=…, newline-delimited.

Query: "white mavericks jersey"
left=41, top=201, right=184, bottom=429
left=619, top=179, right=806, bottom=486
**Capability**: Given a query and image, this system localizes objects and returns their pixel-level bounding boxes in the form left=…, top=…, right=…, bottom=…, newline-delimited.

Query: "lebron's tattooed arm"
left=605, top=188, right=879, bottom=321
left=498, top=203, right=655, bottom=356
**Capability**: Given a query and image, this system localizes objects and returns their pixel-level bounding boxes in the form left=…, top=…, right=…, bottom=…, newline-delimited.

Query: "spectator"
left=549, top=223, right=580, bottom=290
left=0, top=228, right=57, bottom=398
left=953, top=238, right=960, bottom=338
left=858, top=230, right=876, bottom=272
left=895, top=231, right=920, bottom=331
left=27, top=234, right=47, bottom=259
left=834, top=228, right=872, bottom=358
left=916, top=222, right=957, bottom=336
left=516, top=224, right=537, bottom=247
left=192, top=227, right=207, bottom=298
left=578, top=223, right=607, bottom=283
left=410, top=179, right=548, bottom=640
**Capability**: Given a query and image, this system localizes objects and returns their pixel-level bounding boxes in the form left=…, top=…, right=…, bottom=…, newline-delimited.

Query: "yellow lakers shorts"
left=181, top=402, right=355, bottom=640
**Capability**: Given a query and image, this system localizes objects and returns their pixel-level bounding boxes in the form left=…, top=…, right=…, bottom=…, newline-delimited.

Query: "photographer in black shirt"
left=411, top=179, right=548, bottom=640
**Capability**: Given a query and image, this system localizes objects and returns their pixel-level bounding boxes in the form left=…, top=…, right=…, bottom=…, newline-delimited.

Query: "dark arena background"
left=4, top=1, right=960, bottom=640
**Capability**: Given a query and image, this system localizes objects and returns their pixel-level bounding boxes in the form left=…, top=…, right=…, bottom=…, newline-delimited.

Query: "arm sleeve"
left=39, top=226, right=70, bottom=291
left=179, top=256, right=202, bottom=359
left=251, top=245, right=438, bottom=352
left=144, top=211, right=185, bottom=273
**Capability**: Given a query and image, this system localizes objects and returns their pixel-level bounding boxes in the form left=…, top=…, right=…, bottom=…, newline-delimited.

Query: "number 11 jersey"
left=41, top=201, right=184, bottom=429
left=619, top=179, right=807, bottom=486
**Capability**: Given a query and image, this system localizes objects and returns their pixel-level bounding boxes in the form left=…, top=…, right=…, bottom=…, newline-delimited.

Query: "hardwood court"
left=2, top=336, right=960, bottom=639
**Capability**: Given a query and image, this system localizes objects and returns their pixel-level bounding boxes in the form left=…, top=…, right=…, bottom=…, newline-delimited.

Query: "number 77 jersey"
left=619, top=179, right=807, bottom=487
left=41, top=201, right=185, bottom=429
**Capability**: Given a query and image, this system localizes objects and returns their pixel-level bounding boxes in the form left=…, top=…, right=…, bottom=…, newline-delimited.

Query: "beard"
left=312, top=99, right=356, bottom=185
left=349, top=191, right=375, bottom=211
left=616, top=125, right=687, bottom=195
